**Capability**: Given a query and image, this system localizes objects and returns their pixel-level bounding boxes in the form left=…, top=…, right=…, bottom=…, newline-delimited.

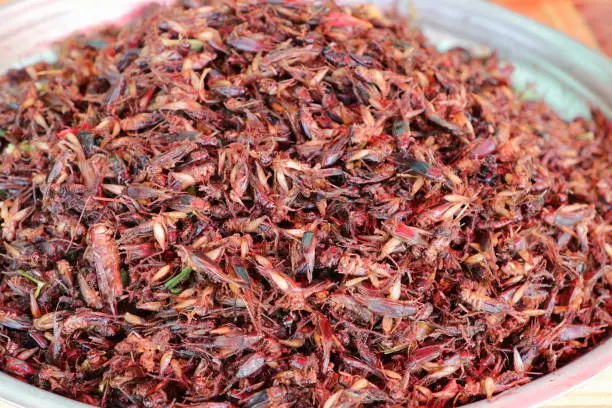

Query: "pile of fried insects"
left=0, top=0, right=610, bottom=407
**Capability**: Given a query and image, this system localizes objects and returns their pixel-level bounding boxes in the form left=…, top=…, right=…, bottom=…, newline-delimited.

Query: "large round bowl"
left=0, top=1, right=610, bottom=407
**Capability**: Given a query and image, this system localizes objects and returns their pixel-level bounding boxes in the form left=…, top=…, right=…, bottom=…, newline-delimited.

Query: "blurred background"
left=493, top=0, right=611, bottom=56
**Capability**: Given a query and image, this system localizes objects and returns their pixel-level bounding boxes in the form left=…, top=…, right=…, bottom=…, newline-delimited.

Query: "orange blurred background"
left=494, top=0, right=612, bottom=56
